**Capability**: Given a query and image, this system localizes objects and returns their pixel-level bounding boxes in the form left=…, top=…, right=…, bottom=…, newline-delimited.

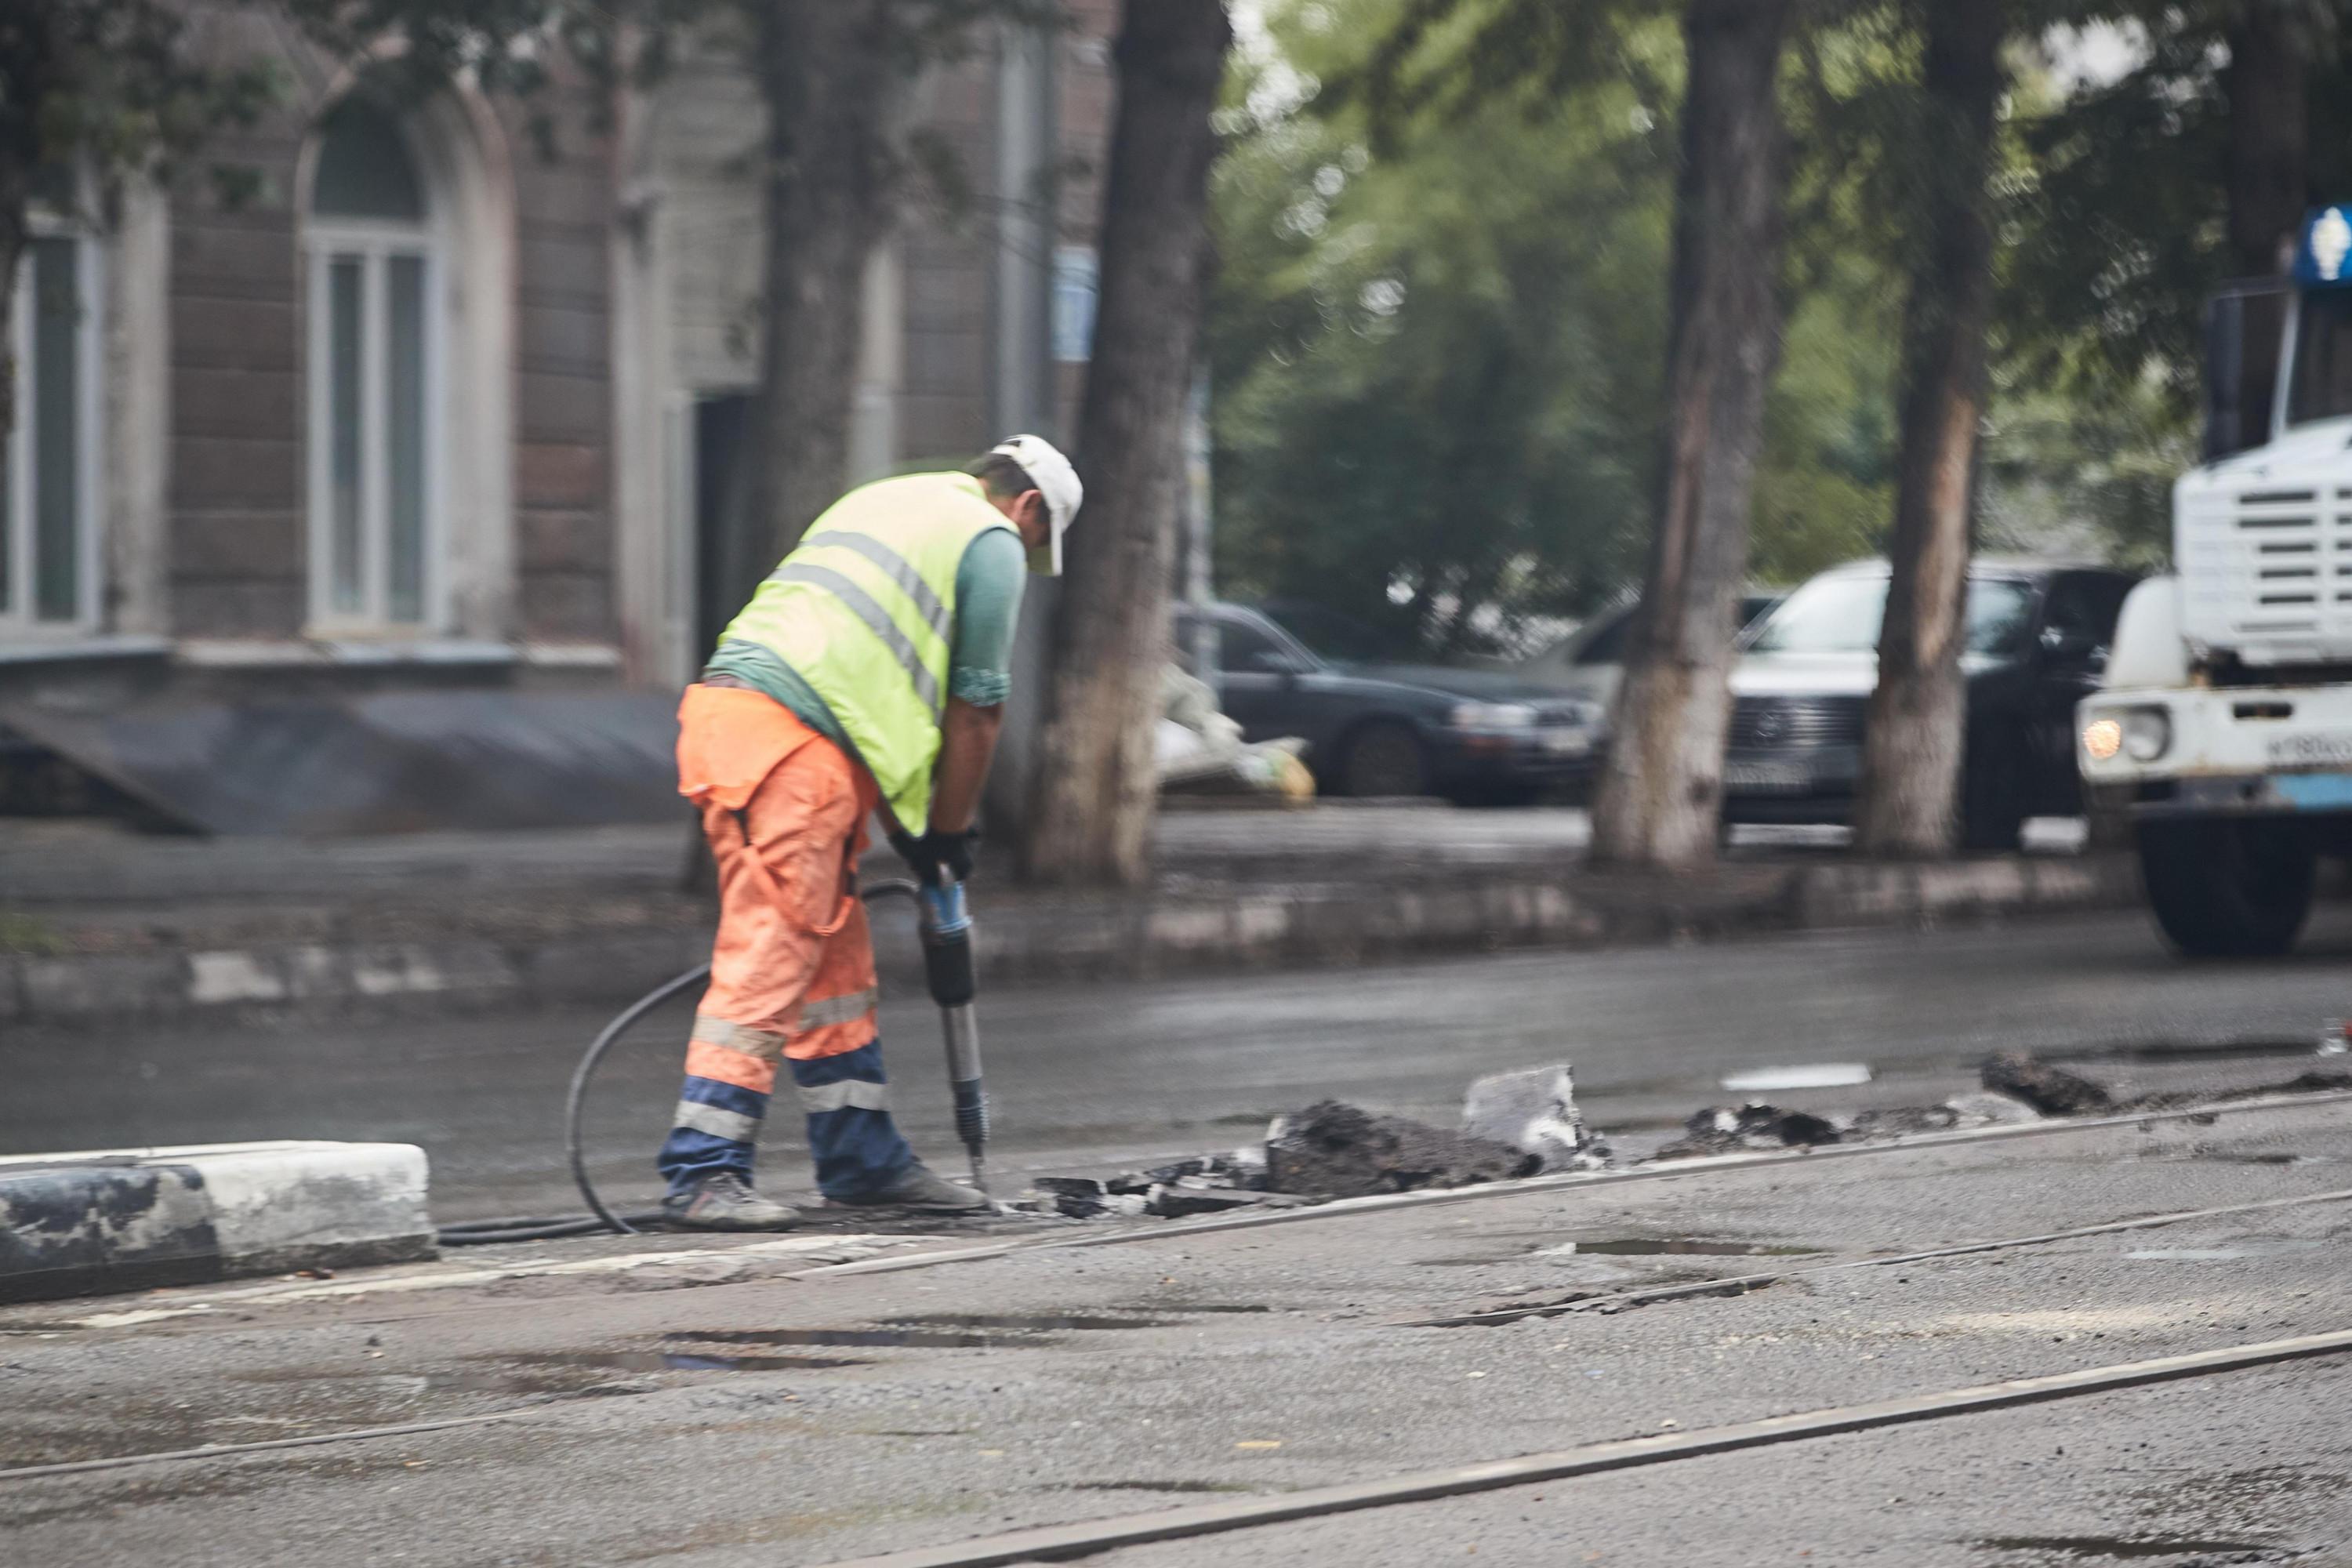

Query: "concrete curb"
left=0, top=1142, right=434, bottom=1304
left=0, top=855, right=2143, bottom=1026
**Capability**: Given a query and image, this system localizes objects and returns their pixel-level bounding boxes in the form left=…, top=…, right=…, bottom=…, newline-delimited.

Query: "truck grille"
left=2177, top=485, right=2352, bottom=662
left=1727, top=696, right=1864, bottom=749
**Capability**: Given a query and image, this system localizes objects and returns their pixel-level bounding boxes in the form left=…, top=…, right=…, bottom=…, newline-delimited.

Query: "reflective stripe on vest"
left=768, top=561, right=943, bottom=716
left=717, top=472, right=1014, bottom=829
left=804, top=532, right=953, bottom=648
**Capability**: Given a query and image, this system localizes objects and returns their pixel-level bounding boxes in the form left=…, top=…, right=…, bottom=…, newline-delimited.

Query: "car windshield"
left=1745, top=575, right=2035, bottom=658
left=1258, top=603, right=1388, bottom=664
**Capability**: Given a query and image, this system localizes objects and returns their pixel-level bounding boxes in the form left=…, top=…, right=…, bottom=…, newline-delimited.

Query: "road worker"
left=655, top=437, right=1081, bottom=1229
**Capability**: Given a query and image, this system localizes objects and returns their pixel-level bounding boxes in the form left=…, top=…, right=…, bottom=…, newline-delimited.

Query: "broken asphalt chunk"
left=1846, top=1104, right=1960, bottom=1138
left=1981, top=1053, right=2113, bottom=1116
left=1652, top=1102, right=1842, bottom=1160
left=1943, top=1090, right=2043, bottom=1126
left=1462, top=1065, right=1604, bottom=1172
left=1143, top=1185, right=1267, bottom=1218
left=1265, top=1100, right=1539, bottom=1197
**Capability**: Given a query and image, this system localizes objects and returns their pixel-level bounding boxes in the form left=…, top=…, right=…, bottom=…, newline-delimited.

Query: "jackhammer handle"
left=917, top=880, right=976, bottom=1009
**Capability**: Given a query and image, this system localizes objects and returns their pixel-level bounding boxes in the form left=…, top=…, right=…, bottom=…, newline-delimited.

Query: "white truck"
left=2078, top=205, right=2352, bottom=956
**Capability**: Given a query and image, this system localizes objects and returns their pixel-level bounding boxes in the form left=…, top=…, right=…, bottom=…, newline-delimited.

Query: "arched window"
left=307, top=96, right=437, bottom=630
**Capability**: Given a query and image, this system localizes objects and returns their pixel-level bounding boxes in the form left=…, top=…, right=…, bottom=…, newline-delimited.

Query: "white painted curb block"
left=0, top=1141, right=434, bottom=1303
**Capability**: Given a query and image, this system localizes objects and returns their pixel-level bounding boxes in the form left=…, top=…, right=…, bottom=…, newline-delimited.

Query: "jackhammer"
left=547, top=873, right=989, bottom=1240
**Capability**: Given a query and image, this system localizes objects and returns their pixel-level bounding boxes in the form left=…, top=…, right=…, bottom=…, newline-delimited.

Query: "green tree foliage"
left=1989, top=5, right=2349, bottom=569
left=2003, top=14, right=2241, bottom=418
left=0, top=2, right=277, bottom=441
left=0, top=3, right=278, bottom=203
left=1210, top=0, right=1914, bottom=656
left=1210, top=2, right=1675, bottom=655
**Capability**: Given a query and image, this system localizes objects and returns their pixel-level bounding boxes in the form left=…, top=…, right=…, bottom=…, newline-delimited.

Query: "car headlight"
left=1450, top=702, right=1538, bottom=730
left=2122, top=706, right=2172, bottom=762
left=2081, top=717, right=2122, bottom=761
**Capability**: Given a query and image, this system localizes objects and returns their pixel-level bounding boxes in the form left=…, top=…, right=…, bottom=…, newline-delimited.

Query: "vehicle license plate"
left=1541, top=728, right=1588, bottom=756
left=1723, top=759, right=1812, bottom=793
left=2268, top=731, right=2352, bottom=767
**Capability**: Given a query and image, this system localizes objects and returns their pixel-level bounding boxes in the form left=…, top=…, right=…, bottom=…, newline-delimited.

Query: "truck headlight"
left=2082, top=717, right=2122, bottom=761
left=1450, top=702, right=1537, bottom=730
left=2122, top=706, right=2172, bottom=762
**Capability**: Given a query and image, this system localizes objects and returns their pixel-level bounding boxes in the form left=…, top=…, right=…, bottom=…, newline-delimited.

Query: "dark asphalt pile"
left=1265, top=1100, right=1539, bottom=1197
left=1649, top=1057, right=2352, bottom=1169
left=1653, top=1103, right=1846, bottom=1158
left=1012, top=1057, right=2352, bottom=1223
left=1981, top=1051, right=2114, bottom=1115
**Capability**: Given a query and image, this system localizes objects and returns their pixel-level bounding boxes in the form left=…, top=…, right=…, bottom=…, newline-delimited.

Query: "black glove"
left=890, top=828, right=977, bottom=885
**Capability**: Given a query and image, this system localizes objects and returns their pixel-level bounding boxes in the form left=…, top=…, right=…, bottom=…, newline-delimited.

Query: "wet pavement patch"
left=1420, top=1232, right=1821, bottom=1267
left=1973, top=1537, right=2279, bottom=1561
left=1559, top=1236, right=1820, bottom=1257
left=880, top=1314, right=1181, bottom=1333
left=671, top=1327, right=1021, bottom=1350
left=430, top=1348, right=871, bottom=1394
left=1053, top=1480, right=1259, bottom=1495
left=666, top=1314, right=1184, bottom=1351
left=541, top=1351, right=869, bottom=1374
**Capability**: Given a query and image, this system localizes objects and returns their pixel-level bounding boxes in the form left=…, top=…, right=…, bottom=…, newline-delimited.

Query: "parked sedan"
left=1722, top=559, right=2137, bottom=848
left=1172, top=602, right=1604, bottom=803
left=1515, top=591, right=1786, bottom=710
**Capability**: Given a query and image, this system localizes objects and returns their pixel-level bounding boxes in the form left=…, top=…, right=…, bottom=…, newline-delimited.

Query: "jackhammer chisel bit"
left=916, top=874, right=989, bottom=1196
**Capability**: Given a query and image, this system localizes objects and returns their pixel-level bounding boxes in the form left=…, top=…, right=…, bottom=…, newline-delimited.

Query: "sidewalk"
left=0, top=807, right=2140, bottom=1025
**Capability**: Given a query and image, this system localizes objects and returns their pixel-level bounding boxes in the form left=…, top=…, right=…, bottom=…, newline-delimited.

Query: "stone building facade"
left=0, top=1, right=1116, bottom=739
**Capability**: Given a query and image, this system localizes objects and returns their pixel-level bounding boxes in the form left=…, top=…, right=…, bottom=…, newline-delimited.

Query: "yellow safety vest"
left=718, top=472, right=1014, bottom=829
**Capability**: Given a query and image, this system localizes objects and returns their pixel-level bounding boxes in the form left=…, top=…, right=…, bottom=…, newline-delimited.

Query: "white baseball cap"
left=991, top=434, right=1083, bottom=575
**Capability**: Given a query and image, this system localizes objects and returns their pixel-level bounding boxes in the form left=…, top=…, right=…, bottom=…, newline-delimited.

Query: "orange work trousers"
left=658, top=684, right=912, bottom=1198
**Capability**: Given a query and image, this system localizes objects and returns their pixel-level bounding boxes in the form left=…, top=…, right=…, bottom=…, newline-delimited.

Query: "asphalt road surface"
left=6, top=1095, right=2350, bottom=1566
left=5, top=904, right=2350, bottom=1221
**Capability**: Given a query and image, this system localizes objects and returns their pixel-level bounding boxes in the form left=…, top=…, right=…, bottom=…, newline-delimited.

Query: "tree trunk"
left=724, top=0, right=906, bottom=608
left=1022, top=0, right=1230, bottom=887
left=1588, top=0, right=1793, bottom=872
left=1853, top=0, right=2005, bottom=858
left=2225, top=2, right=2308, bottom=279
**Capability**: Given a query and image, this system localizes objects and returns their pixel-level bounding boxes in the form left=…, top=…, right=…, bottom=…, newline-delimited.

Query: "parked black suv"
left=1172, top=601, right=1604, bottom=803
left=1722, top=559, right=2137, bottom=848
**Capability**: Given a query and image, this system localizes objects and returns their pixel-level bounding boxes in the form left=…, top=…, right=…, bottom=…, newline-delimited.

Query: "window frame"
left=1, top=213, right=105, bottom=640
left=303, top=154, right=446, bottom=636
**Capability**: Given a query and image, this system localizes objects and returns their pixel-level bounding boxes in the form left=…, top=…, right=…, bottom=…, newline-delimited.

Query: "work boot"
left=827, top=1160, right=991, bottom=1214
left=662, top=1171, right=803, bottom=1231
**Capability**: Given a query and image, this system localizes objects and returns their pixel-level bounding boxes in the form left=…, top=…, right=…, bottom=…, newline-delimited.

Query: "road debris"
left=1845, top=1104, right=1959, bottom=1138
left=1942, top=1091, right=2044, bottom=1126
left=1653, top=1103, right=1842, bottom=1159
left=1266, top=1101, right=1539, bottom=1196
left=1107, top=1153, right=1269, bottom=1196
left=1011, top=1085, right=1603, bottom=1216
left=1142, top=1185, right=1268, bottom=1218
left=1462, top=1065, right=1609, bottom=1171
left=1981, top=1052, right=2114, bottom=1116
